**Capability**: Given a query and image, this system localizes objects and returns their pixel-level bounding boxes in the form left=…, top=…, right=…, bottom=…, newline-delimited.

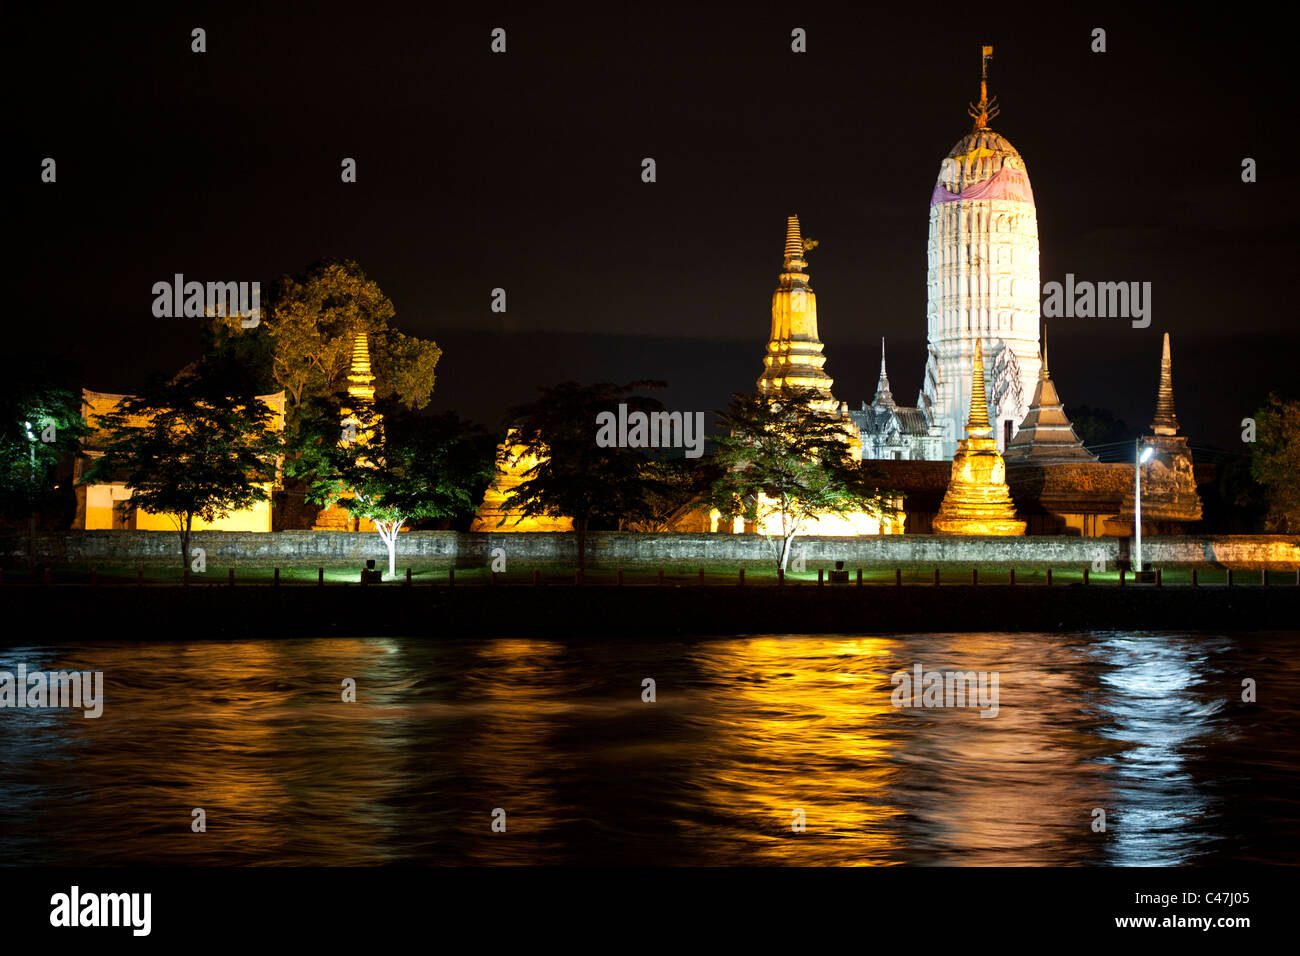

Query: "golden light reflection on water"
left=1, top=630, right=1293, bottom=865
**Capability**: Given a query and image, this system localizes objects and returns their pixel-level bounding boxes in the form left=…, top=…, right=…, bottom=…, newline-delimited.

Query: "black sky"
left=10, top=3, right=1298, bottom=450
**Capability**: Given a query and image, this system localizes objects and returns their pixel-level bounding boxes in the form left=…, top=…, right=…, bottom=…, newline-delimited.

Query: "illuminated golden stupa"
left=931, top=339, right=1026, bottom=535
left=470, top=430, right=575, bottom=532
left=314, top=331, right=378, bottom=531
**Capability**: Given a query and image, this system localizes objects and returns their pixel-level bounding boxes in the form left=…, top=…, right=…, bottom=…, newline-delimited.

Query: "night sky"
left=11, top=4, right=1297, bottom=452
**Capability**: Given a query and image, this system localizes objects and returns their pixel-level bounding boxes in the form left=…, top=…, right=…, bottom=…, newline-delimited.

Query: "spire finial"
left=1151, top=332, right=1179, bottom=436
left=966, top=339, right=991, bottom=433
left=968, top=45, right=1000, bottom=130
left=1040, top=322, right=1050, bottom=381
left=873, top=337, right=895, bottom=407
left=783, top=215, right=806, bottom=271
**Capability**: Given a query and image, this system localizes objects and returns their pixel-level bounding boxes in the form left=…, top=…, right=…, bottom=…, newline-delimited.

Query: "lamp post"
left=1134, top=440, right=1155, bottom=576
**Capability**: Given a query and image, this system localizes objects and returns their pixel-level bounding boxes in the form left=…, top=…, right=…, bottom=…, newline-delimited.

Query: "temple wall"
left=5, top=530, right=1298, bottom=569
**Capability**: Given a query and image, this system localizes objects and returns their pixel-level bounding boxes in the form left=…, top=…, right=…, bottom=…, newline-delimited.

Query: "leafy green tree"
left=1250, top=393, right=1300, bottom=532
left=620, top=456, right=721, bottom=532
left=292, top=399, right=495, bottom=578
left=502, top=381, right=670, bottom=570
left=710, top=387, right=895, bottom=572
left=0, top=380, right=87, bottom=545
left=83, top=372, right=283, bottom=571
left=210, top=258, right=442, bottom=417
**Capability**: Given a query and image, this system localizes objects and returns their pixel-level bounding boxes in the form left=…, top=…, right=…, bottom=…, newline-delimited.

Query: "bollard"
left=699, top=568, right=705, bottom=586
left=971, top=568, right=978, bottom=586
left=1046, top=568, right=1052, bottom=586
left=1083, top=567, right=1089, bottom=586
left=137, top=568, right=144, bottom=587
left=407, top=567, right=413, bottom=586
left=1262, top=568, right=1268, bottom=587
left=229, top=568, right=235, bottom=586
left=818, top=569, right=824, bottom=586
left=738, top=568, right=745, bottom=587
left=274, top=567, right=280, bottom=587
left=933, top=568, right=940, bottom=586
left=1191, top=568, right=1198, bottom=587
left=658, top=569, right=664, bottom=587
left=617, top=569, right=624, bottom=587
left=895, top=568, right=902, bottom=587
left=778, top=569, right=785, bottom=586
left=857, top=568, right=863, bottom=587
left=449, top=568, right=455, bottom=587
left=90, top=567, right=98, bottom=587
left=1226, top=568, right=1234, bottom=587
left=319, top=567, right=324, bottom=586
left=1009, top=568, right=1015, bottom=586
left=533, top=568, right=541, bottom=587
left=1156, top=569, right=1163, bottom=587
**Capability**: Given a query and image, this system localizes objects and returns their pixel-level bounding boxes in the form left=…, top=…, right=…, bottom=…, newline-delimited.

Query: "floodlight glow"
left=1139, top=446, right=1155, bottom=464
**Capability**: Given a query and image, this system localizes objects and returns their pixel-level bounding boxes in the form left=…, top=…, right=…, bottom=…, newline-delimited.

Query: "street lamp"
left=1134, top=440, right=1155, bottom=576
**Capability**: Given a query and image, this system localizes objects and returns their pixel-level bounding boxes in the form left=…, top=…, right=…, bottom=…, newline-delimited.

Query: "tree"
left=292, top=399, right=495, bottom=578
left=1250, top=393, right=1300, bottom=532
left=710, top=387, right=895, bottom=572
left=620, top=456, right=721, bottom=532
left=0, top=380, right=87, bottom=558
left=502, top=381, right=671, bottom=570
left=209, top=258, right=442, bottom=418
left=83, top=372, right=283, bottom=572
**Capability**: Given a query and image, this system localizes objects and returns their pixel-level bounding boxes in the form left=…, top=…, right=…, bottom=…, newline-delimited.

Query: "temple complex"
left=848, top=340, right=945, bottom=461
left=931, top=340, right=1026, bottom=535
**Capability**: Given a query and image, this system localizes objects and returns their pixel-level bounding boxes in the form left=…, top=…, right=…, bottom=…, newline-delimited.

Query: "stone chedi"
left=757, top=215, right=862, bottom=455
left=1003, top=332, right=1096, bottom=464
left=932, top=339, right=1026, bottom=535
left=470, top=430, right=575, bottom=532
left=1119, top=333, right=1202, bottom=526
left=923, top=46, right=1042, bottom=458
left=313, top=332, right=379, bottom=532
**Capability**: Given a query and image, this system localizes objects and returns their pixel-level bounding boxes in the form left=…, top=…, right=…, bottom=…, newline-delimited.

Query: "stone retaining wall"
left=3, top=530, right=1298, bottom=569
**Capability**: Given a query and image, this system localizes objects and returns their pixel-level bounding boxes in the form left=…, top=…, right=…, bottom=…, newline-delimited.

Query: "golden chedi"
left=932, top=339, right=1026, bottom=535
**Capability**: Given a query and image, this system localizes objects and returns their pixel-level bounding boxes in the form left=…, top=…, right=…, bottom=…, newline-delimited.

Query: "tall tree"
left=209, top=258, right=442, bottom=418
left=710, top=387, right=895, bottom=572
left=503, top=381, right=670, bottom=570
left=291, top=399, right=495, bottom=578
left=83, top=372, right=283, bottom=572
left=1250, top=392, right=1300, bottom=532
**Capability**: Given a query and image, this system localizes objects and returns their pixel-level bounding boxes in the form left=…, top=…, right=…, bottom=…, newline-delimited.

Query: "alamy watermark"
left=152, top=274, right=260, bottom=327
left=595, top=404, right=706, bottom=459
left=1041, top=274, right=1150, bottom=329
left=0, top=663, right=104, bottom=718
left=890, top=663, right=999, bottom=718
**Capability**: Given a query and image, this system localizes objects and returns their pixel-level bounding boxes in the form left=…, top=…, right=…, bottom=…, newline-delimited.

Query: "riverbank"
left=3, top=581, right=1297, bottom=639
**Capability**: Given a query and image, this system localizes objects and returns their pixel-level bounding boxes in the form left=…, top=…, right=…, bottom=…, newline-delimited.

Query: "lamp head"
left=1139, top=446, right=1155, bottom=464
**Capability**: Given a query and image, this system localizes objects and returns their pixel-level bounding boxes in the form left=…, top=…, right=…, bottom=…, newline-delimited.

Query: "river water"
left=1, top=631, right=1297, bottom=866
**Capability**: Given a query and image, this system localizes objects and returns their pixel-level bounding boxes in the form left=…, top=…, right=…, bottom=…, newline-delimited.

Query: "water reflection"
left=0, top=631, right=1295, bottom=865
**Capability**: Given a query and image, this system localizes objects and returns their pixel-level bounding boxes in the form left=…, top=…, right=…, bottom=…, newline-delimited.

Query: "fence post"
left=273, top=567, right=280, bottom=587
left=1226, top=568, right=1234, bottom=587
left=137, top=568, right=144, bottom=587
left=1083, top=567, right=1089, bottom=586
left=1009, top=568, right=1015, bottom=586
left=617, top=568, right=624, bottom=587
left=895, top=568, right=902, bottom=587
left=933, top=568, right=940, bottom=586
left=1191, top=568, right=1198, bottom=587
left=818, top=569, right=824, bottom=586
left=229, top=568, right=235, bottom=587
left=533, top=568, right=540, bottom=586
left=857, top=568, right=863, bottom=587
left=971, top=568, right=978, bottom=586
left=658, top=569, right=664, bottom=587
left=319, top=567, right=324, bottom=586
left=1046, top=568, right=1052, bottom=586
left=407, top=567, right=413, bottom=586
left=449, top=568, right=455, bottom=587
left=699, top=568, right=705, bottom=586
left=738, top=568, right=745, bottom=587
